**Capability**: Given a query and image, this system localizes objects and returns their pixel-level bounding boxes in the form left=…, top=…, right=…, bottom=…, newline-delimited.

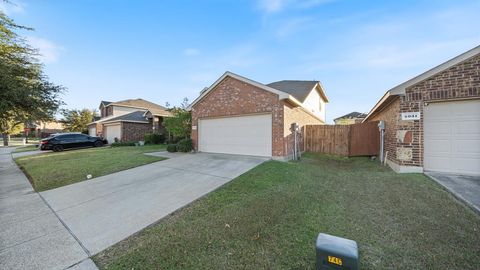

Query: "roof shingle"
left=267, top=80, right=319, bottom=102
left=103, top=111, right=148, bottom=123
left=334, top=112, right=367, bottom=121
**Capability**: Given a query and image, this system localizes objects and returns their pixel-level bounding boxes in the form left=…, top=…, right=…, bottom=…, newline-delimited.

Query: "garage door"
left=104, top=124, right=121, bottom=144
left=424, top=99, right=480, bottom=175
left=88, top=127, right=96, bottom=137
left=198, top=114, right=272, bottom=157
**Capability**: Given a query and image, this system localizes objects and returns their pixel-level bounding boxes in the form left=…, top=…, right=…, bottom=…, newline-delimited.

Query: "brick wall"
left=370, top=54, right=480, bottom=169
left=121, top=122, right=151, bottom=142
left=95, top=123, right=103, bottom=137
left=283, top=103, right=324, bottom=156
left=370, top=98, right=400, bottom=164
left=191, top=76, right=285, bottom=156
left=400, top=54, right=480, bottom=167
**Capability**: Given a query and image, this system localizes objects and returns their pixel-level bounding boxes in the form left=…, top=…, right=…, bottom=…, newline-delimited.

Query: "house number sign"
left=401, top=112, right=420, bottom=120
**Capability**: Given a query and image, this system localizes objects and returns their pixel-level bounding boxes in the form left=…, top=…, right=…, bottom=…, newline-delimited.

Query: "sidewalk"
left=0, top=147, right=95, bottom=270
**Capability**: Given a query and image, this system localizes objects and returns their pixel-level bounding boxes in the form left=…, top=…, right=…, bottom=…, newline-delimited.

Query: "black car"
left=40, top=133, right=106, bottom=152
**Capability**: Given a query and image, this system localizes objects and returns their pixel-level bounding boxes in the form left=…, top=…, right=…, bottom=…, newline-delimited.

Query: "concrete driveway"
left=40, top=153, right=267, bottom=255
left=425, top=172, right=480, bottom=214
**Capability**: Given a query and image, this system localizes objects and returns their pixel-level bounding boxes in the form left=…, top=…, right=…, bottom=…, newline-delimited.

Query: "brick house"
left=87, top=99, right=171, bottom=143
left=187, top=71, right=329, bottom=159
left=28, top=120, right=65, bottom=138
left=364, top=45, right=480, bottom=175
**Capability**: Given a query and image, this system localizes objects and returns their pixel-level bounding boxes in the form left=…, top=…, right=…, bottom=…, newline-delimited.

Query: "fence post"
left=304, top=125, right=307, bottom=152
left=347, top=125, right=352, bottom=157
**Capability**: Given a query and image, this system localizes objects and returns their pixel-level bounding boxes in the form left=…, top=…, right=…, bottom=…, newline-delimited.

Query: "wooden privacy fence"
left=304, top=121, right=380, bottom=157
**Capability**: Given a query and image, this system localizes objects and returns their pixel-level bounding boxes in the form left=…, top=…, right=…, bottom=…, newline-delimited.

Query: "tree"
left=164, top=98, right=191, bottom=139
left=61, top=109, right=97, bottom=133
left=0, top=5, right=64, bottom=145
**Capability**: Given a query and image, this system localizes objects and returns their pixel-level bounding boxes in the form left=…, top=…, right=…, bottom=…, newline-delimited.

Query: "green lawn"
left=94, top=153, right=480, bottom=270
left=15, top=144, right=167, bottom=191
left=13, top=144, right=39, bottom=153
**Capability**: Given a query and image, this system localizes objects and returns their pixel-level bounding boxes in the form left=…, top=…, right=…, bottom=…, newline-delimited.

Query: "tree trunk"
left=2, top=133, right=10, bottom=146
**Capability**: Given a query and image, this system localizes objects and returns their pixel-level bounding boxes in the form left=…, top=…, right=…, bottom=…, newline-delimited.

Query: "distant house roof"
left=100, top=101, right=112, bottom=106
left=98, top=98, right=170, bottom=117
left=334, top=112, right=367, bottom=121
left=109, top=98, right=168, bottom=111
left=144, top=107, right=172, bottom=117
left=102, top=111, right=149, bottom=124
left=267, top=80, right=328, bottom=103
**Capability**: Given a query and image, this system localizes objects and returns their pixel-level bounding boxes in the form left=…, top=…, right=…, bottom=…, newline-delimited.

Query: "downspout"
left=378, top=121, right=385, bottom=162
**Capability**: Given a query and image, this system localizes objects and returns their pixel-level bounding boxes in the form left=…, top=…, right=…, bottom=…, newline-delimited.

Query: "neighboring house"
left=334, top=112, right=367, bottom=125
left=187, top=71, right=329, bottom=159
left=363, top=45, right=480, bottom=175
left=28, top=121, right=65, bottom=138
left=87, top=98, right=171, bottom=143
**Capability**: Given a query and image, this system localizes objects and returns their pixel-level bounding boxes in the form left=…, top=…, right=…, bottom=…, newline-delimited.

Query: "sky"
left=2, top=0, right=479, bottom=123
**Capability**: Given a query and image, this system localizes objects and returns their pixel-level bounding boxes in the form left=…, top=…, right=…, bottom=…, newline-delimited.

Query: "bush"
left=111, top=142, right=136, bottom=147
left=177, top=138, right=193, bottom=152
left=144, top=133, right=165, bottom=144
left=167, top=144, right=177, bottom=152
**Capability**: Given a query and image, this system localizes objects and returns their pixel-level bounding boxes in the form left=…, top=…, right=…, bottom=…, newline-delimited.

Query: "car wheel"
left=52, top=145, right=63, bottom=152
left=94, top=141, right=104, bottom=147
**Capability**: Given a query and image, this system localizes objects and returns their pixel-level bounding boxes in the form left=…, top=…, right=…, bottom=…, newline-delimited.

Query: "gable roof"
left=98, top=98, right=170, bottom=117
left=101, top=111, right=149, bottom=124
left=109, top=98, right=168, bottom=111
left=334, top=112, right=367, bottom=121
left=187, top=71, right=325, bottom=110
left=267, top=80, right=329, bottom=103
left=144, top=107, right=172, bottom=117
left=363, top=45, right=480, bottom=122
left=100, top=101, right=112, bottom=107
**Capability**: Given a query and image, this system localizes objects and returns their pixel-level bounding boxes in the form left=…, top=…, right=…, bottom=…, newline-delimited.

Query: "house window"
left=319, top=101, right=322, bottom=112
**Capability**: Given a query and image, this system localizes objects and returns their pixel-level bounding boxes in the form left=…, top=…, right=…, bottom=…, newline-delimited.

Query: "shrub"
left=144, top=133, right=165, bottom=144
left=177, top=138, right=193, bottom=152
left=166, top=136, right=181, bottom=144
left=167, top=144, right=177, bottom=152
left=111, top=142, right=136, bottom=147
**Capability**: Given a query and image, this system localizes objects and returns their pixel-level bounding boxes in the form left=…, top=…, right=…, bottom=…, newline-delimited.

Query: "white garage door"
left=88, top=127, right=96, bottom=137
left=424, top=99, right=480, bottom=175
left=104, top=124, right=121, bottom=144
left=199, top=114, right=272, bottom=157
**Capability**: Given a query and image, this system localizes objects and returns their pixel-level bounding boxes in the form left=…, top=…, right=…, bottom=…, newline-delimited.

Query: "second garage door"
left=424, top=99, right=480, bottom=175
left=104, top=124, right=122, bottom=144
left=198, top=114, right=272, bottom=157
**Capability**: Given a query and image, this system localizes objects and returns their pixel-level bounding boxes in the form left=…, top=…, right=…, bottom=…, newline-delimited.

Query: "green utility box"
left=316, top=233, right=359, bottom=270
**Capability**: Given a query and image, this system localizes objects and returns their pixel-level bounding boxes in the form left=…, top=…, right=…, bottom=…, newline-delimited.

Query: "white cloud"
left=296, top=0, right=335, bottom=9
left=183, top=43, right=264, bottom=89
left=258, top=0, right=285, bottom=13
left=257, top=0, right=334, bottom=13
left=0, top=1, right=25, bottom=15
left=275, top=16, right=312, bottom=38
left=27, top=37, right=64, bottom=63
left=306, top=3, right=480, bottom=72
left=183, top=48, right=200, bottom=56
